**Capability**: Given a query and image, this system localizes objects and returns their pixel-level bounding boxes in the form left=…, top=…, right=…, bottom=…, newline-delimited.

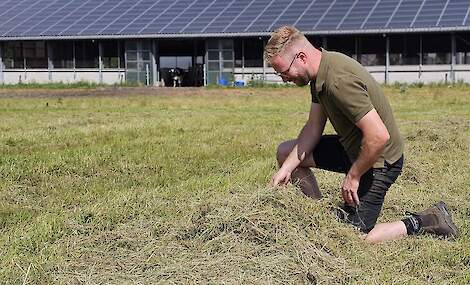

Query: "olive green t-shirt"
left=311, top=49, right=404, bottom=168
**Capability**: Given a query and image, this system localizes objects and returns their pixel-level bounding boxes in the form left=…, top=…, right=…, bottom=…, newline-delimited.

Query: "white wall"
left=454, top=65, right=470, bottom=83
left=234, top=65, right=470, bottom=85
left=4, top=71, right=25, bottom=84
left=2, top=70, right=125, bottom=84
left=102, top=71, right=125, bottom=85
left=3, top=65, right=469, bottom=86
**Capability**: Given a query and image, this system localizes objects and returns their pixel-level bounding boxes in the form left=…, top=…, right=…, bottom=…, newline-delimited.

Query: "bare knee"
left=276, top=140, right=296, bottom=166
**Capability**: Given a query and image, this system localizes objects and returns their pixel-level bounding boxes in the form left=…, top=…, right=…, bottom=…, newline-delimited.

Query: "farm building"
left=0, top=0, right=469, bottom=86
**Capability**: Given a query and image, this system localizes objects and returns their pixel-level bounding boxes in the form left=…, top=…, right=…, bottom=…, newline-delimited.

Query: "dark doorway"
left=158, top=40, right=205, bottom=87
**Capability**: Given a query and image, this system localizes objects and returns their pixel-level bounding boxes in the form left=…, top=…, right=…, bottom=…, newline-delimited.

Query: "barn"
left=0, top=0, right=469, bottom=86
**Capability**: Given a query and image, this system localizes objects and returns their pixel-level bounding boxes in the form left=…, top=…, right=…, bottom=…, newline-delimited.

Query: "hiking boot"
left=413, top=201, right=459, bottom=238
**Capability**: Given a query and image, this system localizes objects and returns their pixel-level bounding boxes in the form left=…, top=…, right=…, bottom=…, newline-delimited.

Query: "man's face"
left=271, top=52, right=309, bottom=86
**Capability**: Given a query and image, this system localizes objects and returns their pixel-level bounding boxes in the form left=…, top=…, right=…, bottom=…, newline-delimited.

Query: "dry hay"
left=56, top=188, right=362, bottom=284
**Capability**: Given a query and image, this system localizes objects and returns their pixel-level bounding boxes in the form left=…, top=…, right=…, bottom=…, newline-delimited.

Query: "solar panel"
left=338, top=0, right=379, bottom=30
left=0, top=0, right=31, bottom=22
left=198, top=0, right=249, bottom=33
left=387, top=0, right=422, bottom=28
left=137, top=1, right=183, bottom=34
left=269, top=0, right=306, bottom=30
left=99, top=0, right=157, bottom=35
left=295, top=0, right=332, bottom=32
left=0, top=0, right=49, bottom=36
left=315, top=0, right=355, bottom=31
left=0, top=0, right=469, bottom=39
left=21, top=0, right=85, bottom=36
left=362, top=0, right=401, bottom=29
left=0, top=0, right=23, bottom=13
left=161, top=0, right=214, bottom=33
left=464, top=3, right=470, bottom=25
left=245, top=0, right=290, bottom=32
left=437, top=0, right=466, bottom=27
left=146, top=0, right=198, bottom=34
left=412, top=0, right=446, bottom=28
left=7, top=0, right=74, bottom=37
left=223, top=0, right=272, bottom=33
left=79, top=0, right=140, bottom=35
left=40, top=0, right=95, bottom=36
left=176, top=0, right=221, bottom=33
left=61, top=0, right=123, bottom=36
left=113, top=0, right=164, bottom=35
left=120, top=0, right=174, bottom=34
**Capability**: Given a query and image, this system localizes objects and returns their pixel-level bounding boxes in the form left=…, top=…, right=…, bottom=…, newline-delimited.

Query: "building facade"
left=1, top=0, right=469, bottom=86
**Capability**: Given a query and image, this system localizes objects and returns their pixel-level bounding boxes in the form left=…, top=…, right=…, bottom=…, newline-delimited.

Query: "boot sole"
left=437, top=201, right=459, bottom=238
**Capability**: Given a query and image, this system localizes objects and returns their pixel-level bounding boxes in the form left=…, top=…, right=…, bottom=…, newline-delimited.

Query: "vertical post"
left=262, top=38, right=266, bottom=82
left=218, top=39, right=222, bottom=84
left=117, top=41, right=122, bottom=83
left=204, top=40, right=208, bottom=86
left=152, top=39, right=158, bottom=86
left=451, top=32, right=456, bottom=84
left=192, top=40, right=197, bottom=86
left=98, top=42, right=103, bottom=84
left=0, top=43, right=3, bottom=84
left=23, top=43, right=27, bottom=82
left=322, top=37, right=327, bottom=49
left=354, top=36, right=359, bottom=61
left=385, top=35, right=390, bottom=85
left=47, top=41, right=53, bottom=82
left=73, top=41, right=76, bottom=81
left=146, top=63, right=150, bottom=86
left=241, top=38, right=245, bottom=81
left=124, top=41, right=127, bottom=83
left=419, top=34, right=422, bottom=78
left=117, top=41, right=121, bottom=69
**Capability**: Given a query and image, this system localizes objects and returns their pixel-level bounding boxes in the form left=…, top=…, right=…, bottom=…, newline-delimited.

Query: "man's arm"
left=341, top=108, right=390, bottom=205
left=270, top=103, right=327, bottom=186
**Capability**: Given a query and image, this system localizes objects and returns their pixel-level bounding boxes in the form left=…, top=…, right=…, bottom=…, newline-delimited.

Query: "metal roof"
left=0, top=0, right=469, bottom=41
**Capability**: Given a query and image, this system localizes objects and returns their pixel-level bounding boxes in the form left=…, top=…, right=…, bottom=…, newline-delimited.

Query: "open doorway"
left=158, top=40, right=204, bottom=87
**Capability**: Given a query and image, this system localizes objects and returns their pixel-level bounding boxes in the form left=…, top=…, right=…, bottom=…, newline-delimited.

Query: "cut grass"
left=0, top=86, right=469, bottom=284
left=0, top=81, right=140, bottom=89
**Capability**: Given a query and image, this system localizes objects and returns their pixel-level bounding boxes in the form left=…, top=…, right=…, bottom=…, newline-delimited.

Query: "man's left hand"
left=341, top=174, right=361, bottom=206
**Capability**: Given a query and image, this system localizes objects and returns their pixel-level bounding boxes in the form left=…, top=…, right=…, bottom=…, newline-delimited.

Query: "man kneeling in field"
left=266, top=26, right=458, bottom=244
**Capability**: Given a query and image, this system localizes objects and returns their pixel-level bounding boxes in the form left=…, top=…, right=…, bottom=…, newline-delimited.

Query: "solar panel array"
left=0, top=0, right=469, bottom=39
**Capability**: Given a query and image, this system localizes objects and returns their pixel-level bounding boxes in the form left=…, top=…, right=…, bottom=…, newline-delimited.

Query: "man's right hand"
left=268, top=168, right=292, bottom=187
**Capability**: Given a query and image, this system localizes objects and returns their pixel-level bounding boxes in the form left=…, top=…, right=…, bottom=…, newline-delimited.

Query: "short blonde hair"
left=264, top=26, right=304, bottom=64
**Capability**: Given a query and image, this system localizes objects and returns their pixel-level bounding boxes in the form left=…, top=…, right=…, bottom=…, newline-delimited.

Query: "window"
left=234, top=39, right=243, bottom=67
left=75, top=41, right=99, bottom=68
left=244, top=38, right=264, bottom=67
left=326, top=36, right=356, bottom=58
left=51, top=41, right=73, bottom=68
left=456, top=33, right=470, bottom=64
left=422, top=33, right=451, bottom=65
left=23, top=41, right=47, bottom=68
left=358, top=35, right=385, bottom=66
left=306, top=36, right=323, bottom=49
left=3, top=42, right=24, bottom=69
left=102, top=41, right=123, bottom=69
left=389, top=34, right=420, bottom=65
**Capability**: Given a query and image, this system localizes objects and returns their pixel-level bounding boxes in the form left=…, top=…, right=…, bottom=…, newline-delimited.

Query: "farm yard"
left=1, top=85, right=469, bottom=284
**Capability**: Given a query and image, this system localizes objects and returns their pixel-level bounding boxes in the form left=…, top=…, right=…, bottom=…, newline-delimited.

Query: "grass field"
left=1, top=86, right=469, bottom=284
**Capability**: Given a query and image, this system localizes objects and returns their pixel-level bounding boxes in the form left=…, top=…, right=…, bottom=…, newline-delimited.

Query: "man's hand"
left=269, top=168, right=292, bottom=187
left=341, top=173, right=360, bottom=206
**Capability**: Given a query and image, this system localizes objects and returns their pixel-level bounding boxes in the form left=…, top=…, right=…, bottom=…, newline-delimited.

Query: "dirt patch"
left=0, top=86, right=306, bottom=99
left=0, top=87, right=204, bottom=98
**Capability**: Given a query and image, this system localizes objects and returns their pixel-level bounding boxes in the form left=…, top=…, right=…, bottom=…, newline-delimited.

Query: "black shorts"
left=313, top=135, right=404, bottom=233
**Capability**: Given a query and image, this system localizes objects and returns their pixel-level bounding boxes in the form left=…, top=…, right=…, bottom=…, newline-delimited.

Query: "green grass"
left=0, top=81, right=140, bottom=89
left=1, top=86, right=470, bottom=284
